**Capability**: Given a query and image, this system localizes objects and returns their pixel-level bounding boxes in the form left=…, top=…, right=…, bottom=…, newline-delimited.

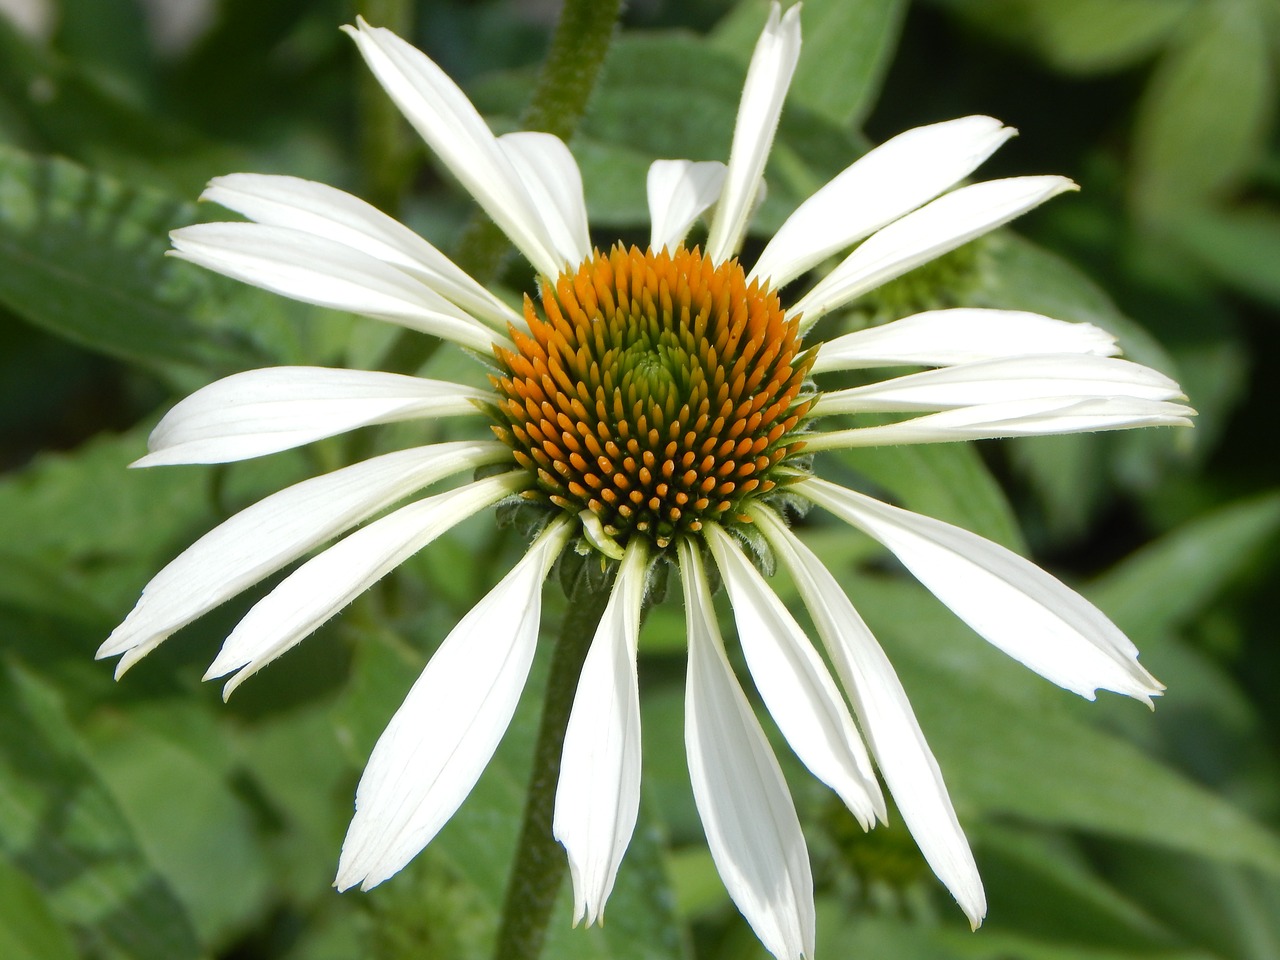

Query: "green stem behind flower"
left=492, top=580, right=613, bottom=960
left=382, top=0, right=625, bottom=375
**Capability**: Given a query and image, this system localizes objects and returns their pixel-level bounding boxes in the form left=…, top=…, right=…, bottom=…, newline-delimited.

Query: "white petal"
left=553, top=540, right=648, bottom=926
left=136, top=366, right=489, bottom=466
left=792, top=176, right=1078, bottom=328
left=678, top=539, right=815, bottom=960
left=344, top=19, right=564, bottom=277
left=336, top=518, right=571, bottom=890
left=797, top=478, right=1164, bottom=703
left=751, top=116, right=1016, bottom=289
left=705, top=3, right=801, bottom=263
left=812, top=355, right=1186, bottom=416
left=200, top=174, right=521, bottom=330
left=752, top=508, right=985, bottom=927
left=498, top=132, right=591, bottom=270
left=805, top=396, right=1196, bottom=451
left=170, top=222, right=503, bottom=353
left=207, top=471, right=528, bottom=695
left=646, top=160, right=728, bottom=253
left=97, top=440, right=510, bottom=674
left=705, top=525, right=884, bottom=828
left=812, top=308, right=1119, bottom=374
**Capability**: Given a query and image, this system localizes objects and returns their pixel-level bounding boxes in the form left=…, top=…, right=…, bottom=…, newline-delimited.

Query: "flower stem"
left=491, top=583, right=612, bottom=960
left=384, top=0, right=624, bottom=374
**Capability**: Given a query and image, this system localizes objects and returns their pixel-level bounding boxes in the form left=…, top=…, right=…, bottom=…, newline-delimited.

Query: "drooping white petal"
left=97, top=440, right=510, bottom=675
left=344, top=19, right=564, bottom=277
left=704, top=3, right=801, bottom=263
left=752, top=507, right=986, bottom=928
left=704, top=525, right=884, bottom=828
left=679, top=539, right=814, bottom=960
left=751, top=116, right=1016, bottom=289
left=202, top=174, right=520, bottom=330
left=498, top=132, right=592, bottom=270
left=792, top=176, right=1078, bottom=328
left=805, top=396, right=1196, bottom=451
left=797, top=478, right=1165, bottom=703
left=170, top=222, right=503, bottom=352
left=336, top=519, right=571, bottom=891
left=812, top=308, right=1119, bottom=374
left=553, top=540, right=648, bottom=927
left=647, top=159, right=728, bottom=253
left=136, top=366, right=489, bottom=466
left=812, top=355, right=1186, bottom=417
left=207, top=471, right=528, bottom=695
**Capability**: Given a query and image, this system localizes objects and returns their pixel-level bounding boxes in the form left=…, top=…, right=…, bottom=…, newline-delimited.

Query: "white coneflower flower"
left=98, top=5, right=1192, bottom=958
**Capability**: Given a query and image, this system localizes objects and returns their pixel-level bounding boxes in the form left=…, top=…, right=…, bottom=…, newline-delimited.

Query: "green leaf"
left=0, top=857, right=79, bottom=960
left=973, top=824, right=1183, bottom=952
left=976, top=234, right=1177, bottom=375
left=935, top=0, right=1194, bottom=75
left=852, top=577, right=1280, bottom=877
left=1175, top=207, right=1280, bottom=309
left=0, top=143, right=248, bottom=379
left=1099, top=847, right=1280, bottom=960
left=0, top=143, right=362, bottom=384
left=0, top=425, right=311, bottom=616
left=834, top=441, right=1025, bottom=551
left=81, top=699, right=274, bottom=946
left=576, top=32, right=859, bottom=232
left=1131, top=0, right=1274, bottom=220
left=712, top=0, right=908, bottom=128
left=971, top=234, right=1189, bottom=539
left=1087, top=491, right=1280, bottom=643
left=0, top=660, right=202, bottom=960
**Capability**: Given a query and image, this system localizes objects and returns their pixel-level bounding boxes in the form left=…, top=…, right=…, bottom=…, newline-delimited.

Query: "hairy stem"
left=384, top=0, right=625, bottom=374
left=491, top=583, right=612, bottom=960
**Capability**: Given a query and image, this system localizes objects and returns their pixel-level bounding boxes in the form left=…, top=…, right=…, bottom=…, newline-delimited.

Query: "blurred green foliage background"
left=0, top=0, right=1278, bottom=958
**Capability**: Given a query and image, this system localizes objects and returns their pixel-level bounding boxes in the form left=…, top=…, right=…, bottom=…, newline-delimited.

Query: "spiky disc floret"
left=491, top=244, right=813, bottom=551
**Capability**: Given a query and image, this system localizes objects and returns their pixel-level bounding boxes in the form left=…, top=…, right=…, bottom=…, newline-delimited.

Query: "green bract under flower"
left=491, top=244, right=813, bottom=551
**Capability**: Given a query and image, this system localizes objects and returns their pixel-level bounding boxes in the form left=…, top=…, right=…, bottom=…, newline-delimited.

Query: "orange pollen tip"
left=490, top=243, right=813, bottom=551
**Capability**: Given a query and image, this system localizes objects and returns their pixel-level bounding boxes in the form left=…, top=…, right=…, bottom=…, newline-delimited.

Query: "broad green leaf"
left=475, top=32, right=861, bottom=233
left=976, top=234, right=1176, bottom=375
left=972, top=234, right=1188, bottom=538
left=0, top=425, right=312, bottom=615
left=0, top=144, right=361, bottom=385
left=935, top=0, right=1193, bottom=74
left=1131, top=0, right=1274, bottom=221
left=0, top=857, right=79, bottom=960
left=1100, top=847, right=1280, bottom=960
left=712, top=0, right=908, bottom=128
left=835, top=441, right=1025, bottom=551
left=0, top=144, right=247, bottom=380
left=574, top=137, right=653, bottom=228
left=81, top=699, right=273, bottom=946
left=1087, top=491, right=1280, bottom=643
left=0, top=661, right=202, bottom=960
left=817, top=911, right=1211, bottom=960
left=850, top=576, right=1280, bottom=876
left=973, top=824, right=1182, bottom=951
left=1176, top=208, right=1280, bottom=308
